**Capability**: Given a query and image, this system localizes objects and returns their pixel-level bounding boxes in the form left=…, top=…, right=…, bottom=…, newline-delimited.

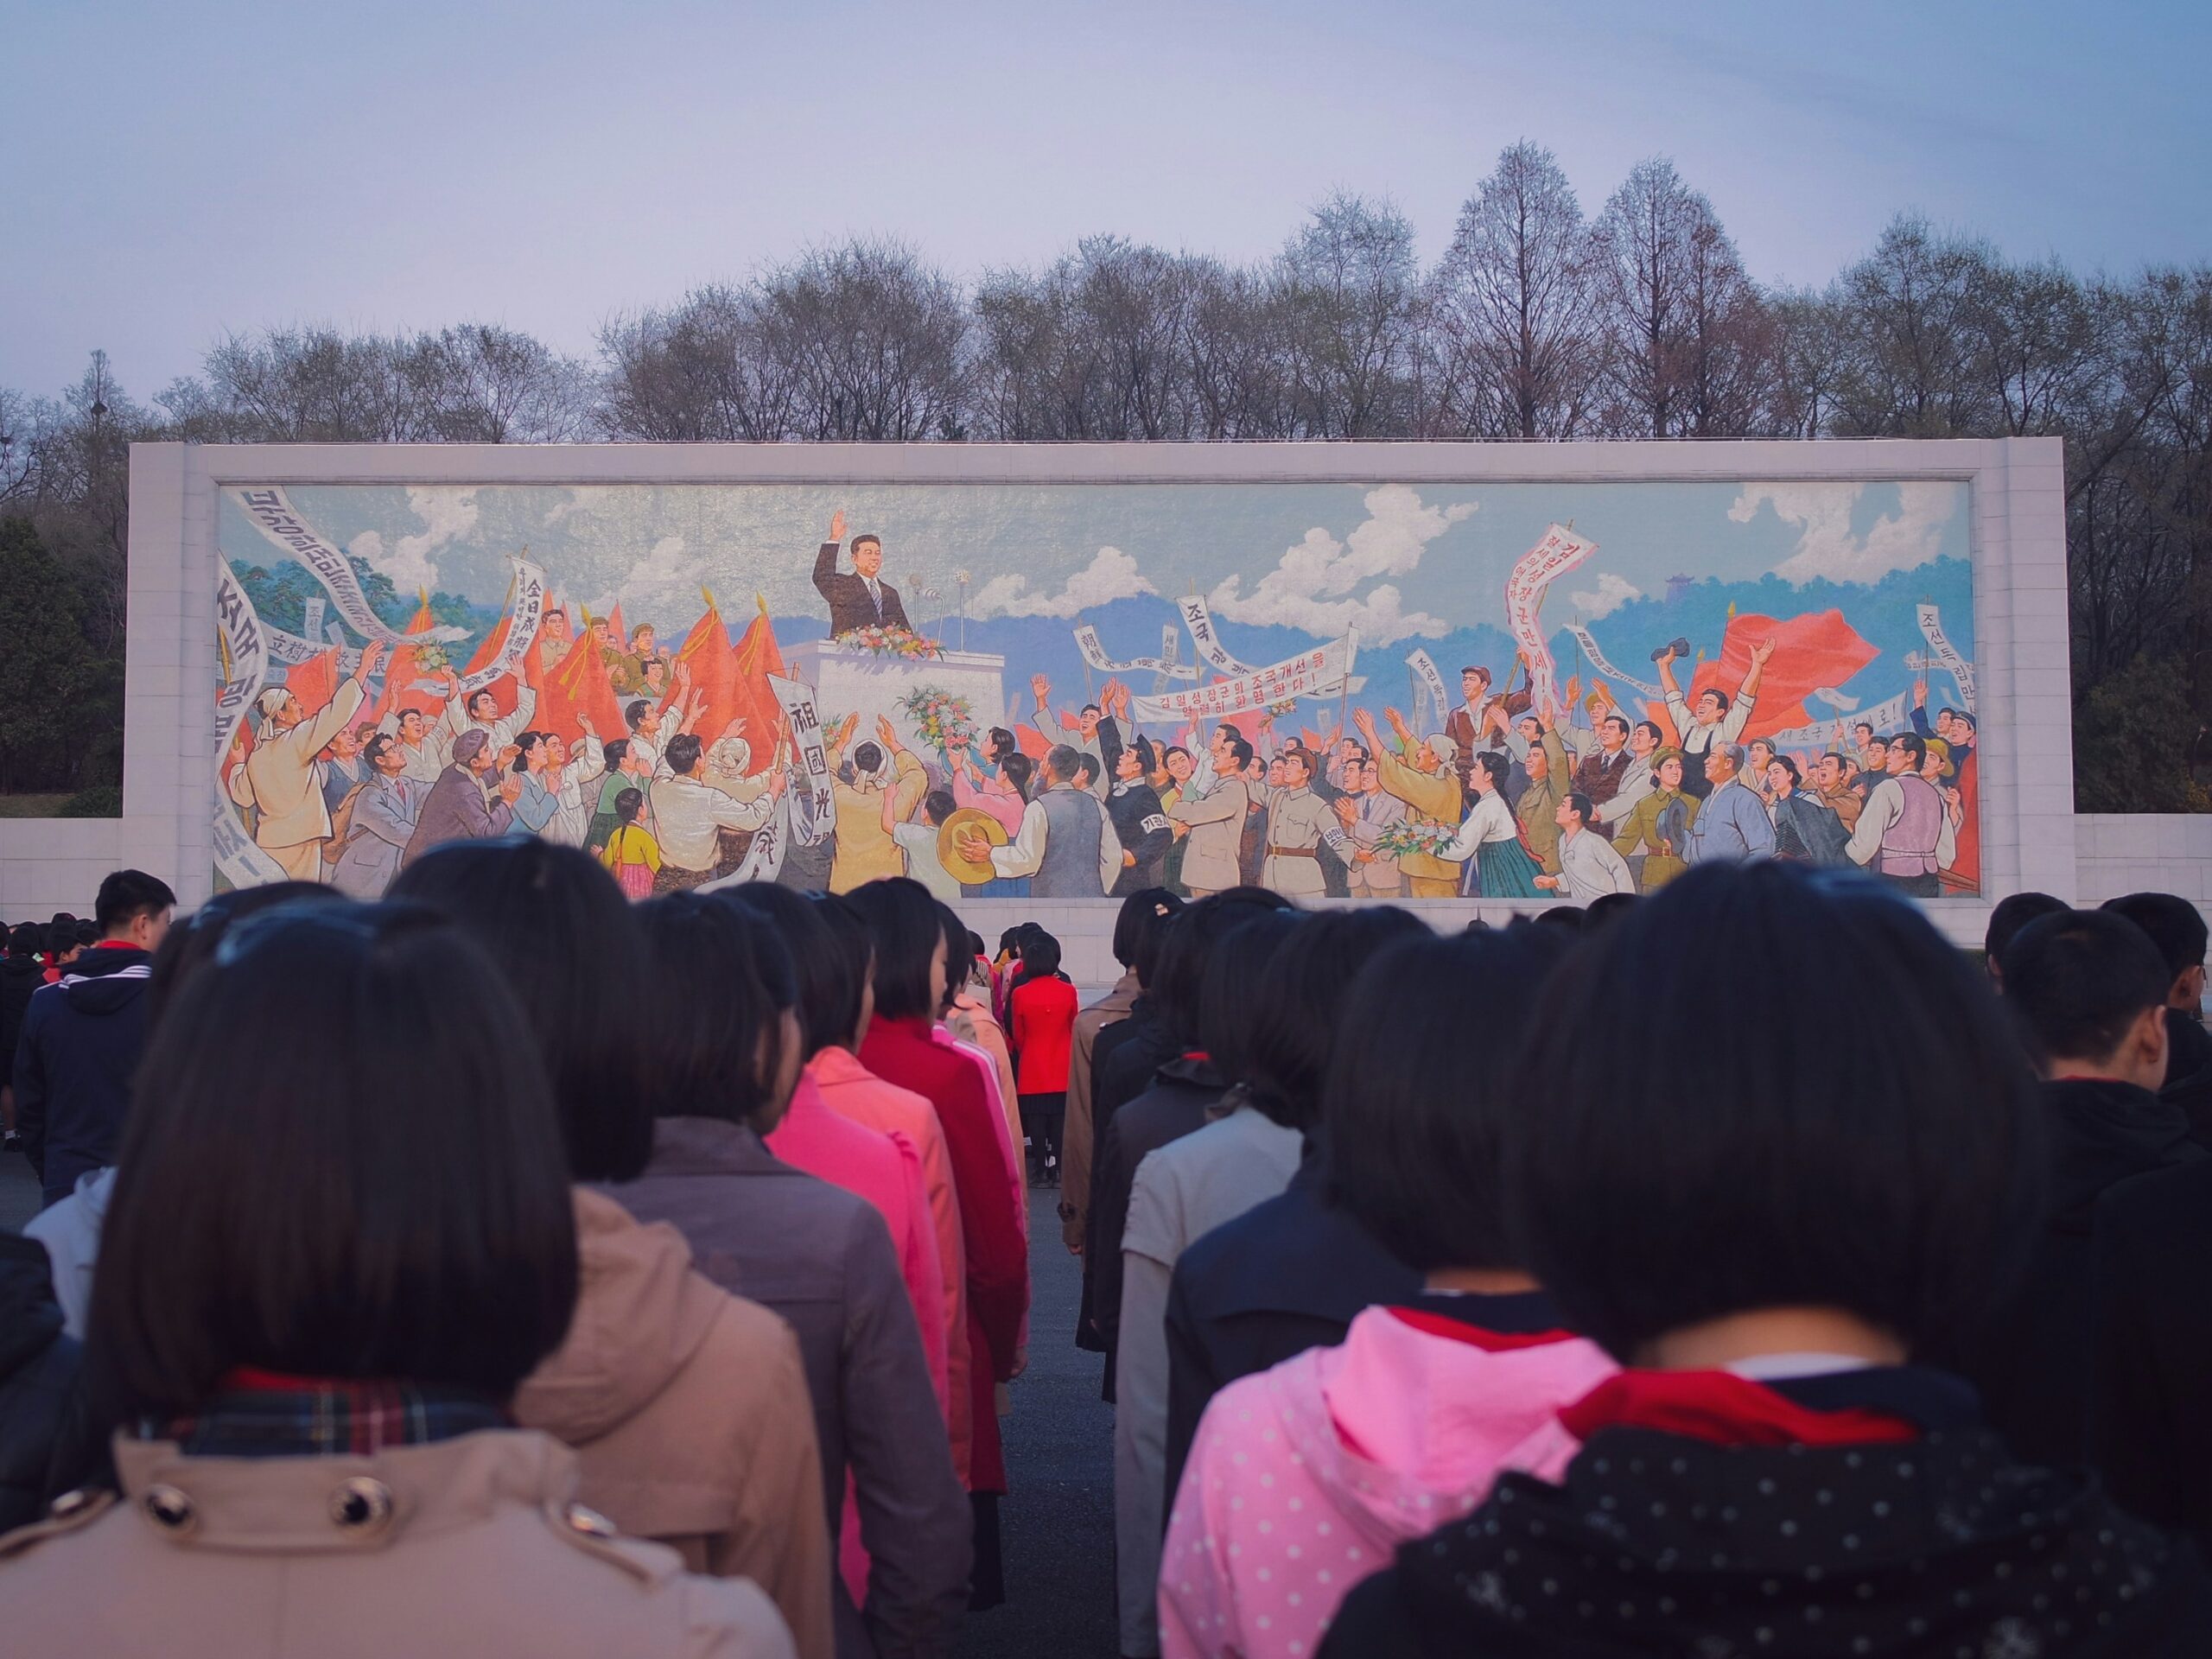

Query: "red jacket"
left=1009, top=976, right=1079, bottom=1096
left=858, top=1015, right=1031, bottom=1494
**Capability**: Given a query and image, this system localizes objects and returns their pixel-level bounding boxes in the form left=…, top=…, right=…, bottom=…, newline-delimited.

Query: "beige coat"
left=827, top=750, right=926, bottom=893
left=235, top=677, right=366, bottom=859
left=0, top=1429, right=795, bottom=1659
left=1167, top=775, right=1249, bottom=893
left=514, top=1190, right=833, bottom=1659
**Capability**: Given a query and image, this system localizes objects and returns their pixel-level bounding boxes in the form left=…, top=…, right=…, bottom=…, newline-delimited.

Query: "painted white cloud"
left=346, top=486, right=480, bottom=594
left=969, top=545, right=1157, bottom=620
left=1205, top=485, right=1475, bottom=645
left=618, top=535, right=707, bottom=608
left=1569, top=572, right=1643, bottom=619
left=1734, top=481, right=1960, bottom=585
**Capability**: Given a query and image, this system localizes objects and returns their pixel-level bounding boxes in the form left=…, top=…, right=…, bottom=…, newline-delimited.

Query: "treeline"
left=3, top=143, right=2209, bottom=808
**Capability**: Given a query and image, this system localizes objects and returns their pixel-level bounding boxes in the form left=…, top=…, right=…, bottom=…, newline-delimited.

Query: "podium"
left=784, top=639, right=1009, bottom=755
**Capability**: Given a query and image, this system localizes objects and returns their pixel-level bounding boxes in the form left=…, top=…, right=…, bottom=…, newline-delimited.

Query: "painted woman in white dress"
left=1441, top=751, right=1543, bottom=899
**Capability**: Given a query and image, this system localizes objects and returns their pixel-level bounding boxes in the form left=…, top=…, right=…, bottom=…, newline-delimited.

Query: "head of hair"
left=1198, top=911, right=1304, bottom=1091
left=1633, top=720, right=1663, bottom=747
left=852, top=741, right=884, bottom=776
left=146, top=882, right=342, bottom=1032
left=1326, top=925, right=1574, bottom=1271
left=634, top=893, right=797, bottom=1126
left=1002, top=750, right=1036, bottom=798
left=923, top=787, right=957, bottom=826
left=986, top=727, right=1015, bottom=763
left=1702, top=688, right=1732, bottom=715
left=1890, top=732, right=1928, bottom=770
left=511, top=731, right=545, bottom=772
left=614, top=787, right=644, bottom=824
left=88, top=902, right=577, bottom=1421
left=1073, top=753, right=1102, bottom=789
left=625, top=699, right=650, bottom=732
left=1505, top=861, right=2044, bottom=1363
left=1044, top=743, right=1083, bottom=785
left=1984, top=891, right=2068, bottom=973
left=1471, top=751, right=1511, bottom=790
left=1020, top=930, right=1064, bottom=981
left=74, top=920, right=97, bottom=948
left=94, top=869, right=176, bottom=937
left=1584, top=890, right=1639, bottom=931
left=602, top=736, right=631, bottom=772
left=1532, top=905, right=1586, bottom=933
left=845, top=878, right=949, bottom=1022
left=362, top=732, right=396, bottom=769
left=390, top=837, right=657, bottom=1182
left=851, top=533, right=881, bottom=555
left=719, top=885, right=854, bottom=1059
left=1769, top=754, right=1800, bottom=785
left=664, top=732, right=702, bottom=776
left=1147, top=887, right=1294, bottom=1046
left=1561, top=791, right=1593, bottom=827
left=1234, top=907, right=1428, bottom=1133
left=1601, top=715, right=1630, bottom=739
left=2098, top=893, right=2209, bottom=987
left=935, top=901, right=980, bottom=1011
left=1131, top=735, right=1158, bottom=774
left=1220, top=732, right=1255, bottom=771
left=7, top=921, right=44, bottom=958
left=2001, top=908, right=2171, bottom=1067
left=1111, top=887, right=1183, bottom=969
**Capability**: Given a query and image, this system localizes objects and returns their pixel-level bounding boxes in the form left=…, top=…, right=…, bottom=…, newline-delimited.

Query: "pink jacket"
left=802, top=1046, right=972, bottom=1484
left=1159, top=1305, right=1617, bottom=1659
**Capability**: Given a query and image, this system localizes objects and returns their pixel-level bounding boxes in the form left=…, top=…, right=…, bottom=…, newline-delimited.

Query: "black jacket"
left=811, top=542, right=911, bottom=639
left=14, top=945, right=153, bottom=1207
left=1075, top=995, right=1176, bottom=1354
left=2090, top=1155, right=2212, bottom=1538
left=1084, top=1055, right=1224, bottom=1401
left=0, top=953, right=45, bottom=1090
left=1957, top=1076, right=2201, bottom=1471
left=1104, top=780, right=1172, bottom=896
left=1162, top=1154, right=1420, bottom=1505
left=0, top=1234, right=98, bottom=1532
left=1323, top=1367, right=2212, bottom=1658
left=2160, top=1008, right=2212, bottom=1150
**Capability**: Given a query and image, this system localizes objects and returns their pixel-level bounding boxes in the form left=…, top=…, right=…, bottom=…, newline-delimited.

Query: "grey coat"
left=603, top=1118, right=969, bottom=1659
left=332, top=774, right=423, bottom=899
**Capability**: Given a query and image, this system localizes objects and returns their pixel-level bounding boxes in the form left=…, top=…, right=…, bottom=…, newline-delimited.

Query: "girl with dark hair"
left=1442, top=749, right=1541, bottom=898
left=847, top=878, right=1029, bottom=1610
left=619, top=892, right=971, bottom=1656
left=1163, top=926, right=1612, bottom=1659
left=391, top=841, right=833, bottom=1659
left=940, top=905, right=1021, bottom=1161
left=1322, top=862, right=2212, bottom=1656
left=0, top=902, right=795, bottom=1659
left=1008, top=930, right=1077, bottom=1186
left=600, top=785, right=663, bottom=899
left=1116, top=907, right=1423, bottom=1659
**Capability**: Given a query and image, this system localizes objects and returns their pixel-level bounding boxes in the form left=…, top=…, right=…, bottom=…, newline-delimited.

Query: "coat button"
left=564, top=1503, right=616, bottom=1540
left=328, top=1477, right=395, bottom=1532
left=143, top=1484, right=197, bottom=1534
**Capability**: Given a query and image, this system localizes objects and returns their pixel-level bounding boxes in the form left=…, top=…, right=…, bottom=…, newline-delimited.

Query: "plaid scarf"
left=162, top=1369, right=508, bottom=1458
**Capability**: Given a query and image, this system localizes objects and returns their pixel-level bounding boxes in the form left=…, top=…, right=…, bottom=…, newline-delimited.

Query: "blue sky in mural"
left=225, top=480, right=1974, bottom=728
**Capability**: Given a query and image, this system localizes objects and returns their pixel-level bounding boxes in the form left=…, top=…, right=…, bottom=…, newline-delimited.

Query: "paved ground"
left=958, top=1187, right=1120, bottom=1658
left=1, top=1148, right=1122, bottom=1655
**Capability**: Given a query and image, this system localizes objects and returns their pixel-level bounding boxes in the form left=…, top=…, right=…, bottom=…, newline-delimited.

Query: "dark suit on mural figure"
left=814, top=508, right=911, bottom=639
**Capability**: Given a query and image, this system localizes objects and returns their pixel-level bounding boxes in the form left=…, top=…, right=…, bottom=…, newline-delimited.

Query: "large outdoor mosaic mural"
left=213, top=478, right=1979, bottom=902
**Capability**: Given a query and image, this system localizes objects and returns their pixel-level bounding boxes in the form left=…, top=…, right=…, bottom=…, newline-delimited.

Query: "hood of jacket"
left=1281, top=1304, right=1614, bottom=1534
left=2043, top=1076, right=2202, bottom=1232
left=1386, top=1416, right=2209, bottom=1657
left=0, top=954, right=46, bottom=995
left=512, top=1188, right=723, bottom=1444
left=54, top=944, right=151, bottom=1018
left=0, top=1232, right=65, bottom=1373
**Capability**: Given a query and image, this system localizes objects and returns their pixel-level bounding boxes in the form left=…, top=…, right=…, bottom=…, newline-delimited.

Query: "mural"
left=213, top=478, right=1980, bottom=902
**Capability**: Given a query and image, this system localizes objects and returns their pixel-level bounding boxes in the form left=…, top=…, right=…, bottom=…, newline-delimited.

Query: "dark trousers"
left=1020, top=1090, right=1066, bottom=1179
left=1882, top=868, right=1942, bottom=898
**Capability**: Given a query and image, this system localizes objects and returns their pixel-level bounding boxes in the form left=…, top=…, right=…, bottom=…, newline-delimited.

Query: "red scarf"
left=1560, top=1368, right=1918, bottom=1448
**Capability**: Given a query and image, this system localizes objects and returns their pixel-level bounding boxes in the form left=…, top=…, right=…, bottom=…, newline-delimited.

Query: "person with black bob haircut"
left=1984, top=888, right=2069, bottom=992
left=1061, top=890, right=1182, bottom=1253
left=1164, top=925, right=1612, bottom=1659
left=1960, top=906, right=2201, bottom=1474
left=2099, top=890, right=2212, bottom=1145
left=0, top=900, right=797, bottom=1659
left=394, top=842, right=836, bottom=1656
left=1080, top=889, right=1291, bottom=1370
left=1321, top=862, right=2212, bottom=1658
left=1116, top=906, right=1422, bottom=1659
left=623, top=891, right=971, bottom=1656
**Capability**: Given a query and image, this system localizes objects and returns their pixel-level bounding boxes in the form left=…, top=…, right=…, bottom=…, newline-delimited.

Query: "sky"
left=8, top=0, right=2209, bottom=398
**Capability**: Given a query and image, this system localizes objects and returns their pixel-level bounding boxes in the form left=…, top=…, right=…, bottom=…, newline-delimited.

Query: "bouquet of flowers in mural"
left=836, top=625, right=944, bottom=660
left=899, top=685, right=977, bottom=757
left=1370, top=817, right=1462, bottom=861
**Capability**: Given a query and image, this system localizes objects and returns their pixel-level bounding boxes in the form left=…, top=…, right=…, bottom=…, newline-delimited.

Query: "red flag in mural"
left=1647, top=610, right=1878, bottom=744
left=282, top=647, right=341, bottom=721
left=665, top=588, right=744, bottom=747
left=460, top=613, right=520, bottom=718
left=372, top=596, right=450, bottom=727
left=536, top=628, right=626, bottom=747
left=726, top=595, right=789, bottom=775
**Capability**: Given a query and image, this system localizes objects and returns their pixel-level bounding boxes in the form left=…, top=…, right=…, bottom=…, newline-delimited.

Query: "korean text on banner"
left=1073, top=622, right=1198, bottom=681
left=1916, top=604, right=1976, bottom=714
left=1503, top=525, right=1600, bottom=716
left=1179, top=595, right=1255, bottom=676
left=1130, top=637, right=1354, bottom=723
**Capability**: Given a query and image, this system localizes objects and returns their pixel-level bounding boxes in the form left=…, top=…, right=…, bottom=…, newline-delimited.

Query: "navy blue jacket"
left=14, top=944, right=152, bottom=1208
left=0, top=1233, right=98, bottom=1530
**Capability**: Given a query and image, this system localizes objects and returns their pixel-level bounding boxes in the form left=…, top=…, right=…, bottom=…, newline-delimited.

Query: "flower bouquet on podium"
left=899, top=685, right=977, bottom=759
left=836, top=625, right=944, bottom=661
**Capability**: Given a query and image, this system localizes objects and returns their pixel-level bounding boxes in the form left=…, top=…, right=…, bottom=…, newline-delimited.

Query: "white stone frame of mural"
left=124, top=437, right=2070, bottom=944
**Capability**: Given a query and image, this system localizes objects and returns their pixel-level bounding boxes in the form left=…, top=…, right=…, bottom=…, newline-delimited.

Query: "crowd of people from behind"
left=2, top=848, right=2212, bottom=1656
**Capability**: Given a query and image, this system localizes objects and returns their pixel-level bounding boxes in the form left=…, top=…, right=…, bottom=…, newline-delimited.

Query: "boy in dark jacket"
left=15, top=870, right=175, bottom=1209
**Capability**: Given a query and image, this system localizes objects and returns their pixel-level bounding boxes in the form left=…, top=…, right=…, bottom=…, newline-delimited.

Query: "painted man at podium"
left=813, top=509, right=911, bottom=638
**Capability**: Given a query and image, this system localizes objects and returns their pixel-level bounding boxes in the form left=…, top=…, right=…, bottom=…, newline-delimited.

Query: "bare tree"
left=762, top=239, right=969, bottom=441
left=1827, top=214, right=2000, bottom=436
left=1274, top=192, right=1422, bottom=438
left=1430, top=142, right=1601, bottom=438
left=597, top=284, right=801, bottom=441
